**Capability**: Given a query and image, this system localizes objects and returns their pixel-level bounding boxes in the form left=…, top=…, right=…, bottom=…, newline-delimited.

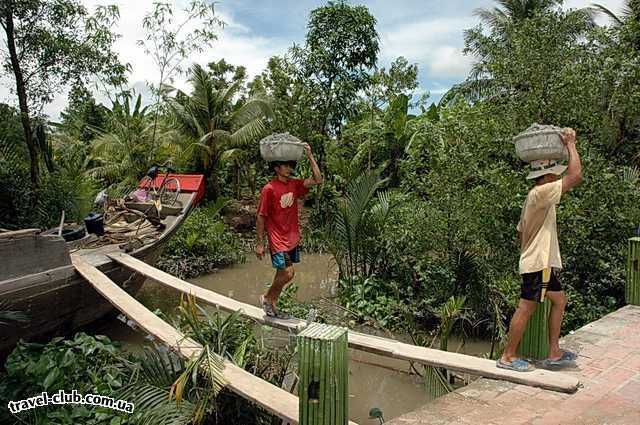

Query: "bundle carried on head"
left=259, top=132, right=305, bottom=162
left=513, top=123, right=568, bottom=163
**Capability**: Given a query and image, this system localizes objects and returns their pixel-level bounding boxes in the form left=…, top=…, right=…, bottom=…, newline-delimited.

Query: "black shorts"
left=521, top=269, right=563, bottom=303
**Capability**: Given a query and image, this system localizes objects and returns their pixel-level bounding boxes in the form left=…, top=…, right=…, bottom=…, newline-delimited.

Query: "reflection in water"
left=101, top=253, right=490, bottom=424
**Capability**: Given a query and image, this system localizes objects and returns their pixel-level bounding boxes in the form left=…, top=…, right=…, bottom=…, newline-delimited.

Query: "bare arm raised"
left=561, top=128, right=582, bottom=194
left=302, top=143, right=323, bottom=187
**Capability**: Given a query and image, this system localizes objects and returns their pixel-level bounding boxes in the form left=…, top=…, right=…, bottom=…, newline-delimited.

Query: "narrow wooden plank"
left=0, top=228, right=40, bottom=239
left=108, top=252, right=580, bottom=393
left=109, top=251, right=307, bottom=329
left=72, top=256, right=302, bottom=424
left=347, top=332, right=578, bottom=393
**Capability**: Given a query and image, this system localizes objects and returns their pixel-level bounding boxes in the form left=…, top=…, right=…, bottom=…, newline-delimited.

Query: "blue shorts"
left=271, top=246, right=300, bottom=269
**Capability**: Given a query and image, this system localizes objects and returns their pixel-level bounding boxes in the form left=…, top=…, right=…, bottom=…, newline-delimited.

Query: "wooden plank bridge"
left=71, top=252, right=580, bottom=424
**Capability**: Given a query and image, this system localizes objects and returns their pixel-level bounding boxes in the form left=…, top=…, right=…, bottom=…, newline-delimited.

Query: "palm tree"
left=88, top=93, right=177, bottom=193
left=118, top=345, right=226, bottom=425
left=591, top=1, right=637, bottom=26
left=443, top=0, right=596, bottom=105
left=328, top=170, right=395, bottom=283
left=474, top=0, right=559, bottom=31
left=167, top=64, right=271, bottom=200
left=345, top=94, right=420, bottom=186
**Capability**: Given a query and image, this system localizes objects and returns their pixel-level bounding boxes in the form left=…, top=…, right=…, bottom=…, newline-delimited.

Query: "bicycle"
left=137, top=162, right=182, bottom=208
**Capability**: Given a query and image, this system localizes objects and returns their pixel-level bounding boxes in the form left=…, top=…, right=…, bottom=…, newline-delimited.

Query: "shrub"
left=0, top=159, right=98, bottom=230
left=157, top=203, right=245, bottom=278
left=0, top=333, right=134, bottom=424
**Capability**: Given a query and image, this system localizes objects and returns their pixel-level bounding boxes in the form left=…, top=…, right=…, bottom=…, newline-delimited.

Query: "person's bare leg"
left=501, top=299, right=538, bottom=363
left=264, top=266, right=295, bottom=306
left=545, top=290, right=567, bottom=360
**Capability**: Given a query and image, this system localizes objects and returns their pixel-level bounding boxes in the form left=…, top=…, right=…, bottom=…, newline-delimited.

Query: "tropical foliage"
left=156, top=201, right=245, bottom=279
left=167, top=63, right=271, bottom=199
left=1, top=1, right=640, bottom=418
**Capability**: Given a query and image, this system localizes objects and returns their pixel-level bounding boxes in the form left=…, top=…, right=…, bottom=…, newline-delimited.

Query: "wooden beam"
left=0, top=228, right=40, bottom=239
left=72, top=255, right=305, bottom=424
left=108, top=251, right=307, bottom=330
left=346, top=333, right=578, bottom=393
left=108, top=252, right=581, bottom=394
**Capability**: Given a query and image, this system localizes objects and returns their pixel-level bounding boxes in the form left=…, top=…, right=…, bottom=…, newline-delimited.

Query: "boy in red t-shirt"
left=256, top=143, right=323, bottom=318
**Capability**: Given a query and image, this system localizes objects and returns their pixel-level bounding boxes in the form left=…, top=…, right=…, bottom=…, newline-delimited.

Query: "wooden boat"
left=0, top=174, right=204, bottom=358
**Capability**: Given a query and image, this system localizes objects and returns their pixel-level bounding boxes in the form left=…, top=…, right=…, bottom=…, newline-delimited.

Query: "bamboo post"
left=626, top=237, right=640, bottom=306
left=518, top=298, right=551, bottom=360
left=297, top=323, right=348, bottom=425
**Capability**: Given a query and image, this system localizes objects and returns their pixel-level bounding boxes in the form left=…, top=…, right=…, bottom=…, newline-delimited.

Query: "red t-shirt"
left=258, top=178, right=309, bottom=253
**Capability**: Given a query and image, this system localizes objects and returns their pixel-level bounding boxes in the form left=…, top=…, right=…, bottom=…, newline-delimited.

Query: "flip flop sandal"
left=260, top=296, right=277, bottom=318
left=541, top=358, right=573, bottom=369
left=496, top=358, right=535, bottom=372
left=274, top=311, right=292, bottom=320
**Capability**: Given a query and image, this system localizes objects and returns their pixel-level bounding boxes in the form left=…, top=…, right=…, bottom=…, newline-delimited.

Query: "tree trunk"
left=210, top=170, right=220, bottom=201
left=247, top=164, right=256, bottom=199
left=3, top=6, right=39, bottom=190
left=234, top=163, right=240, bottom=199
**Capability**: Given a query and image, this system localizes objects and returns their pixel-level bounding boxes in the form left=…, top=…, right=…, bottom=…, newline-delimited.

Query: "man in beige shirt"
left=497, top=128, right=582, bottom=372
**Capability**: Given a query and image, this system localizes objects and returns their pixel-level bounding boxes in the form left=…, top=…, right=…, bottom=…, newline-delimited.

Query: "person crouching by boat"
left=497, top=128, right=582, bottom=372
left=256, top=143, right=323, bottom=318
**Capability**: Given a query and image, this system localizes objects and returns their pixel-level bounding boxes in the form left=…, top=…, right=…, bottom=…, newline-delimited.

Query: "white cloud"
left=1, top=0, right=631, bottom=119
left=427, top=46, right=474, bottom=78
left=0, top=0, right=290, bottom=120
left=564, top=0, right=625, bottom=14
left=379, top=16, right=476, bottom=79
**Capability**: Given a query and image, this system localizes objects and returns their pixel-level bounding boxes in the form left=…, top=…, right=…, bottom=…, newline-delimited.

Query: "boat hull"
left=0, top=239, right=166, bottom=359
left=0, top=190, right=198, bottom=360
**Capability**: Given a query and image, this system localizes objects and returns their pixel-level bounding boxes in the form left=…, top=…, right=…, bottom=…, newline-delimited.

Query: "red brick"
left=556, top=394, right=599, bottom=419
left=500, top=407, right=535, bottom=424
left=531, top=412, right=568, bottom=425
left=598, top=367, right=638, bottom=389
left=579, top=346, right=606, bottom=358
left=615, top=379, right=640, bottom=405
left=621, top=353, right=640, bottom=372
left=583, top=394, right=636, bottom=419
left=534, top=391, right=566, bottom=402
left=606, top=347, right=634, bottom=360
left=579, top=365, right=603, bottom=379
left=497, top=389, right=526, bottom=406
left=476, top=390, right=501, bottom=403
left=620, top=337, right=640, bottom=350
left=514, top=385, right=542, bottom=396
left=534, top=408, right=578, bottom=425
left=588, top=356, right=621, bottom=370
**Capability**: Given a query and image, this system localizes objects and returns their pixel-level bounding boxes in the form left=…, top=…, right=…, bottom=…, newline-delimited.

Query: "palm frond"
left=228, top=118, right=267, bottom=147
left=473, top=7, right=510, bottom=30
left=232, top=337, right=251, bottom=368
left=591, top=3, right=625, bottom=26
left=229, top=96, right=273, bottom=126
left=219, top=148, right=248, bottom=164
left=623, top=165, right=640, bottom=184
left=345, top=170, right=384, bottom=227
left=424, top=365, right=453, bottom=399
left=0, top=137, right=27, bottom=168
left=217, top=79, right=244, bottom=106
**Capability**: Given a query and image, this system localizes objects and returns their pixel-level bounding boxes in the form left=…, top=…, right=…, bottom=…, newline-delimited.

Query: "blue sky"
left=214, top=0, right=494, bottom=101
left=0, top=0, right=626, bottom=119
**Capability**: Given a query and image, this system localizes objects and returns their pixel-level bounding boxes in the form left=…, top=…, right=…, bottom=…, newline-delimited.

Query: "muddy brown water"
left=96, top=253, right=491, bottom=424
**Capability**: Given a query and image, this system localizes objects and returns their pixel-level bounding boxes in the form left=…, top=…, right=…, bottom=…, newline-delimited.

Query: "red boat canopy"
left=138, top=174, right=206, bottom=205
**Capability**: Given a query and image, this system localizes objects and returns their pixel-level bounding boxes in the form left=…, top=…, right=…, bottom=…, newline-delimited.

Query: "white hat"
left=526, top=159, right=567, bottom=180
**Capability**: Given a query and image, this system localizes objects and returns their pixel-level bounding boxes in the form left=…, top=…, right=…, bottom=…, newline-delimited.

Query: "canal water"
left=96, top=253, right=491, bottom=424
